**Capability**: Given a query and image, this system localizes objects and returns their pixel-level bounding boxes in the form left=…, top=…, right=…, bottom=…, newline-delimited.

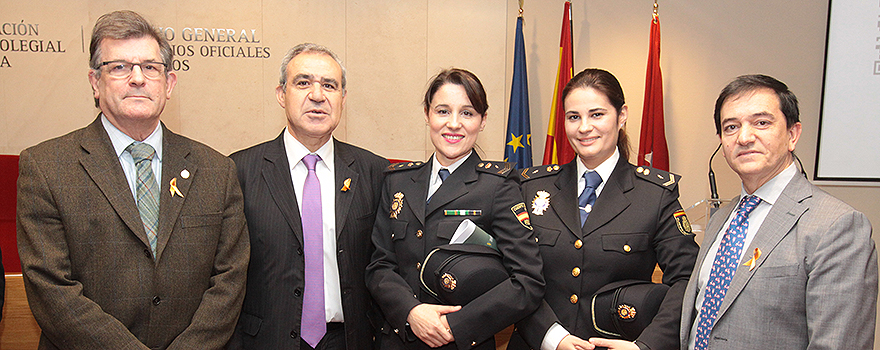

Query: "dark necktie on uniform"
left=301, top=154, right=326, bottom=347
left=578, top=171, right=602, bottom=227
left=438, top=168, right=451, bottom=182
left=427, top=168, right=450, bottom=204
left=126, top=142, right=159, bottom=257
left=694, top=195, right=762, bottom=350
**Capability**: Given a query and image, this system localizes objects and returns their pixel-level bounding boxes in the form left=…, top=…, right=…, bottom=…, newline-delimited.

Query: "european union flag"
left=505, top=15, right=532, bottom=169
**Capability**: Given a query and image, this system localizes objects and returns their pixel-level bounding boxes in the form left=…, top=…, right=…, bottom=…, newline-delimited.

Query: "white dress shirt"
left=102, top=114, right=163, bottom=201
left=283, top=129, right=344, bottom=323
left=427, top=151, right=471, bottom=200
left=686, top=162, right=797, bottom=349
left=542, top=149, right=620, bottom=350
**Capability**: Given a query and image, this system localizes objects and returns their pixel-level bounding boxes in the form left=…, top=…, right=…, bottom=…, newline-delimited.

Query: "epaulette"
left=475, top=161, right=514, bottom=177
left=385, top=161, right=428, bottom=172
left=634, top=166, right=680, bottom=191
left=519, top=164, right=562, bottom=181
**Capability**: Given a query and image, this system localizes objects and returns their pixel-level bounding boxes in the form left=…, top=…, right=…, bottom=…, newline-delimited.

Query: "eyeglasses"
left=99, top=60, right=168, bottom=79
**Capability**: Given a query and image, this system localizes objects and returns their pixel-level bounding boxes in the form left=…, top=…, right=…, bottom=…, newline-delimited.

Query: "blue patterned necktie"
left=694, top=195, right=762, bottom=349
left=301, top=154, right=326, bottom=347
left=126, top=142, right=159, bottom=258
left=578, top=171, right=602, bottom=227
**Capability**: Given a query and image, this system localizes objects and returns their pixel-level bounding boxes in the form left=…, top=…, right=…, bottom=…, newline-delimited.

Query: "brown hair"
left=562, top=68, right=630, bottom=160
left=423, top=68, right=488, bottom=116
left=89, top=10, right=172, bottom=107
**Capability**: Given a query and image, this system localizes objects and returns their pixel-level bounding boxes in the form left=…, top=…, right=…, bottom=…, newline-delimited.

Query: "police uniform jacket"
left=510, top=156, right=698, bottom=350
left=366, top=152, right=544, bottom=350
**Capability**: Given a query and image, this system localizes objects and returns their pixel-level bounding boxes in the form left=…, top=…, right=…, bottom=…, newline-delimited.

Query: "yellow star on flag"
left=507, top=133, right=525, bottom=154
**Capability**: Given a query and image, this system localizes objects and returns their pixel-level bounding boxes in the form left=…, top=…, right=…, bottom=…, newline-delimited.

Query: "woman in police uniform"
left=509, top=68, right=698, bottom=350
left=366, top=68, right=544, bottom=350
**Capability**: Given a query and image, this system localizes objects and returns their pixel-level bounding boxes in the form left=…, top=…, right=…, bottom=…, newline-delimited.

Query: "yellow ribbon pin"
left=743, top=247, right=761, bottom=271
left=341, top=178, right=351, bottom=192
left=170, top=177, right=184, bottom=198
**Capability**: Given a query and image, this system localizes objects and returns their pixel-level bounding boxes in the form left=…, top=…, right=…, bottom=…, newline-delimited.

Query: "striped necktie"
left=126, top=142, right=159, bottom=257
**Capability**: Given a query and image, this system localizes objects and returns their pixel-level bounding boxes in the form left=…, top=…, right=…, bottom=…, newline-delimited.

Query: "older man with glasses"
left=16, top=10, right=249, bottom=350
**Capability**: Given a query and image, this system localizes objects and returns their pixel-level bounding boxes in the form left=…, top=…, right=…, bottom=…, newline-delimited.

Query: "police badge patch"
left=510, top=203, right=532, bottom=229
left=531, top=191, right=550, bottom=215
left=441, top=273, right=457, bottom=291
left=390, top=192, right=404, bottom=219
left=673, top=210, right=693, bottom=235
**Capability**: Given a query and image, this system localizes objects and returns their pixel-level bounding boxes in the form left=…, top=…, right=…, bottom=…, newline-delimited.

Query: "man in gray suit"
left=227, top=43, right=388, bottom=350
left=17, top=10, right=249, bottom=349
left=680, top=74, right=877, bottom=349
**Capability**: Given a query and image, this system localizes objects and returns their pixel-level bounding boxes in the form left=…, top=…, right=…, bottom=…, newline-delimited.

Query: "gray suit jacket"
left=680, top=173, right=877, bottom=349
left=228, top=134, right=388, bottom=350
left=17, top=117, right=250, bottom=349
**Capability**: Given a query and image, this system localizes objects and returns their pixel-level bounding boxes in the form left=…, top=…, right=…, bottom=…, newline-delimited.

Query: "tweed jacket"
left=17, top=116, right=250, bottom=349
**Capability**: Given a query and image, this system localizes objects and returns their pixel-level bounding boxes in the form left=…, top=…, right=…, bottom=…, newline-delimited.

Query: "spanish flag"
left=542, top=0, right=575, bottom=166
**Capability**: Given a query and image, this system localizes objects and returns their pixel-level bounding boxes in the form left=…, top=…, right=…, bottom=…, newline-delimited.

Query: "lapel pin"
left=341, top=178, right=351, bottom=192
left=170, top=178, right=184, bottom=198
left=743, top=247, right=762, bottom=271
left=180, top=169, right=190, bottom=179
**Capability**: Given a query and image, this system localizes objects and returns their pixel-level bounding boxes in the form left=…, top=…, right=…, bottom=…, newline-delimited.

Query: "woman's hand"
left=557, top=335, right=595, bottom=350
left=406, top=303, right=461, bottom=347
left=588, top=338, right=639, bottom=350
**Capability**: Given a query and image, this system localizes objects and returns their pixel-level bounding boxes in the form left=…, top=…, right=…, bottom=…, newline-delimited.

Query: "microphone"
left=708, top=143, right=722, bottom=211
left=793, top=152, right=808, bottom=180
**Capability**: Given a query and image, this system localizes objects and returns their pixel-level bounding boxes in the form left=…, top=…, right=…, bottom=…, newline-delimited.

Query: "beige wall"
left=3, top=0, right=879, bottom=344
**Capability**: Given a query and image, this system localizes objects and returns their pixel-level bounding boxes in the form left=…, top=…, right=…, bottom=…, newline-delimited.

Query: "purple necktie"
left=301, top=154, right=326, bottom=347
left=694, top=195, right=762, bottom=349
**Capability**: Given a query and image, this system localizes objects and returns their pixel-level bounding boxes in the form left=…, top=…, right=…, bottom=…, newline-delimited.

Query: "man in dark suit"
left=228, top=43, right=388, bottom=350
left=680, top=74, right=877, bottom=349
left=16, top=10, right=249, bottom=349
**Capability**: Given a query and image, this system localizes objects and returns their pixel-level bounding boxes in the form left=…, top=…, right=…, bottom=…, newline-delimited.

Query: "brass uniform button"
left=574, top=240, right=583, bottom=249
left=571, top=267, right=580, bottom=277
left=535, top=237, right=539, bottom=243
left=623, top=244, right=632, bottom=252
left=416, top=230, right=423, bottom=238
left=416, top=262, right=422, bottom=270
left=472, top=341, right=477, bottom=346
left=570, top=294, right=578, bottom=304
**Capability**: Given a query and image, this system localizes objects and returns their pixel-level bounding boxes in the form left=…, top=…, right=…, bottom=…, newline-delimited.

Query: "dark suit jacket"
left=228, top=134, right=388, bottom=350
left=16, top=116, right=250, bottom=350
left=680, top=173, right=878, bottom=349
left=366, top=152, right=545, bottom=350
left=511, top=157, right=698, bottom=350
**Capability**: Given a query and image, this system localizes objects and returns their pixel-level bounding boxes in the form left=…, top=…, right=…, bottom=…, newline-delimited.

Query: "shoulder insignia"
left=673, top=209, right=693, bottom=235
left=520, top=164, right=562, bottom=181
left=476, top=161, right=514, bottom=176
left=634, top=166, right=680, bottom=191
left=385, top=161, right=427, bottom=173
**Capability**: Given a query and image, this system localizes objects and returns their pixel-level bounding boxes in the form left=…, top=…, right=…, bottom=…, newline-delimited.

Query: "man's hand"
left=406, top=303, right=461, bottom=347
left=588, top=338, right=639, bottom=350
